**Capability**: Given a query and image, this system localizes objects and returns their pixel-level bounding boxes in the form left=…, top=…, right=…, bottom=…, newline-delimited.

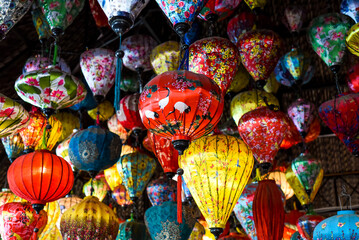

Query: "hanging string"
left=52, top=39, right=58, bottom=66
left=136, top=67, right=144, bottom=93
left=90, top=178, right=94, bottom=196
left=334, top=72, right=342, bottom=95
left=178, top=37, right=189, bottom=71
left=114, top=34, right=123, bottom=113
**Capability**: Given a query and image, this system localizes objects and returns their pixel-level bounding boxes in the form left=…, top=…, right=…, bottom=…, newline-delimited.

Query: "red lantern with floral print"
left=117, top=93, right=145, bottom=134
left=138, top=70, right=224, bottom=154
left=297, top=213, right=324, bottom=240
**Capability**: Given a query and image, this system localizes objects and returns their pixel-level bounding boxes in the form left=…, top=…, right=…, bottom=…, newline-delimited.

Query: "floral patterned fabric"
left=116, top=218, right=150, bottom=240
left=282, top=6, right=304, bottom=33
left=83, top=178, right=109, bottom=202
left=80, top=48, right=116, bottom=98
left=53, top=111, right=79, bottom=142
left=104, top=164, right=123, bottom=191
left=198, top=0, right=241, bottom=21
left=150, top=41, right=180, bottom=75
left=237, top=29, right=282, bottom=82
left=188, top=222, right=205, bottom=240
left=180, top=135, right=254, bottom=229
left=112, top=184, right=132, bottom=206
left=346, top=22, right=359, bottom=57
left=0, top=0, right=32, bottom=37
left=189, top=37, right=239, bottom=94
left=238, top=107, right=289, bottom=164
left=107, top=114, right=129, bottom=143
left=146, top=176, right=176, bottom=206
left=38, top=201, right=61, bottom=240
left=227, top=64, right=250, bottom=93
left=1, top=133, right=24, bottom=161
left=297, top=214, right=324, bottom=240
left=340, top=0, right=359, bottom=23
left=69, top=78, right=98, bottom=111
left=56, top=130, right=77, bottom=170
left=308, top=13, right=354, bottom=69
left=117, top=93, right=145, bottom=131
left=31, top=7, right=52, bottom=40
left=227, top=12, right=256, bottom=45
left=243, top=0, right=266, bottom=10
left=22, top=55, right=71, bottom=74
left=287, top=98, right=315, bottom=135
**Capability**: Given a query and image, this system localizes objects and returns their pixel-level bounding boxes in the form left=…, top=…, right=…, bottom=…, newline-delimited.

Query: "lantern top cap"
left=337, top=210, right=355, bottom=215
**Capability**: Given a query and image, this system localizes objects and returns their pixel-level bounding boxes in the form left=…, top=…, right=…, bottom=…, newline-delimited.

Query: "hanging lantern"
left=139, top=70, right=224, bottom=155
left=0, top=0, right=32, bottom=39
left=7, top=150, right=74, bottom=213
left=15, top=67, right=86, bottom=114
left=107, top=114, right=129, bottom=143
left=0, top=94, right=30, bottom=138
left=38, top=0, right=85, bottom=36
left=200, top=217, right=231, bottom=240
left=154, top=0, right=207, bottom=37
left=83, top=178, right=109, bottom=201
left=189, top=37, right=239, bottom=94
left=180, top=135, right=254, bottom=238
left=0, top=189, right=25, bottom=206
left=227, top=65, right=251, bottom=94
left=145, top=201, right=197, bottom=240
left=198, top=0, right=242, bottom=22
left=57, top=195, right=82, bottom=229
left=347, top=63, right=359, bottom=93
left=80, top=48, right=116, bottom=102
left=104, top=164, right=123, bottom=191
left=263, top=73, right=281, bottom=94
left=0, top=202, right=48, bottom=240
left=117, top=93, right=145, bottom=133
left=181, top=177, right=193, bottom=202
left=60, top=196, right=119, bottom=239
left=22, top=56, right=71, bottom=74
left=291, top=232, right=303, bottom=240
left=116, top=216, right=150, bottom=240
left=1, top=133, right=24, bottom=162
left=31, top=7, right=52, bottom=41
left=56, top=130, right=77, bottom=170
left=89, top=0, right=109, bottom=28
left=146, top=176, right=176, bottom=206
left=253, top=180, right=285, bottom=240
left=282, top=6, right=304, bottom=33
left=121, top=70, right=140, bottom=92
left=53, top=111, right=79, bottom=142
left=183, top=20, right=202, bottom=45
left=237, top=30, right=282, bottom=88
left=283, top=209, right=305, bottom=240
left=297, top=213, right=324, bottom=240
left=189, top=222, right=206, bottom=240
left=243, top=0, right=266, bottom=12
left=267, top=170, right=295, bottom=200
left=227, top=12, right=256, bottom=45
left=230, top=90, right=279, bottom=126
left=340, top=0, right=359, bottom=23
left=274, top=48, right=314, bottom=87
left=69, top=78, right=98, bottom=111
left=150, top=41, right=180, bottom=75
left=68, top=125, right=122, bottom=175
left=148, top=131, right=179, bottom=177
left=88, top=100, right=115, bottom=122
left=313, top=210, right=359, bottom=239
left=117, top=149, right=156, bottom=200
left=318, top=93, right=359, bottom=156
left=38, top=201, right=62, bottom=240
left=308, top=13, right=354, bottom=74
left=112, top=184, right=132, bottom=206
left=233, top=182, right=258, bottom=240
left=287, top=99, right=316, bottom=138
left=238, top=107, right=289, bottom=168
left=34, top=114, right=62, bottom=151
left=346, top=22, right=359, bottom=57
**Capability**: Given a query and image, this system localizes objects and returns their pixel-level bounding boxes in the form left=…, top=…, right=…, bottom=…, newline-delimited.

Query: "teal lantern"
left=68, top=125, right=122, bottom=177
left=116, top=215, right=151, bottom=240
left=145, top=201, right=197, bottom=240
left=146, top=176, right=176, bottom=206
left=1, top=133, right=24, bottom=162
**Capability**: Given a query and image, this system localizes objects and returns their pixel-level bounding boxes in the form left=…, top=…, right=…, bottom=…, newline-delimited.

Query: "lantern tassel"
left=177, top=168, right=184, bottom=224
left=96, top=110, right=100, bottom=126
left=114, top=35, right=123, bottom=113
left=52, top=40, right=58, bottom=66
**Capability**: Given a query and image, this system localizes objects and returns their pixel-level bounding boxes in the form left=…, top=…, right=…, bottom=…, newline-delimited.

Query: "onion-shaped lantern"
left=7, top=150, right=74, bottom=213
left=60, top=196, right=119, bottom=239
left=297, top=213, right=324, bottom=240
left=80, top=48, right=116, bottom=102
left=180, top=135, right=254, bottom=238
left=267, top=170, right=295, bottom=200
left=287, top=99, right=316, bottom=138
left=347, top=63, right=359, bottom=93
left=1, top=133, right=24, bottom=162
left=117, top=93, right=145, bottom=133
left=68, top=125, right=122, bottom=176
left=107, top=114, right=130, bottom=143
left=227, top=12, right=256, bottom=45
left=318, top=93, right=359, bottom=156
left=22, top=55, right=71, bottom=74
left=282, top=6, right=305, bottom=33
left=38, top=201, right=62, bottom=240
left=112, top=184, right=132, bottom=206
left=146, top=176, right=176, bottom=206
left=83, top=177, right=109, bottom=201
left=88, top=100, right=115, bottom=122
left=53, top=111, right=79, bottom=142
left=89, top=0, right=108, bottom=28
left=104, top=164, right=123, bottom=191
left=199, top=0, right=241, bottom=22
left=139, top=70, right=224, bottom=155
left=150, top=41, right=180, bottom=75
left=237, top=30, right=282, bottom=88
left=116, top=215, right=150, bottom=240
left=189, top=37, right=239, bottom=94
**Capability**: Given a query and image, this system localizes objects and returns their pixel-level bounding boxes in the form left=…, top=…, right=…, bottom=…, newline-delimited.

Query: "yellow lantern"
left=0, top=189, right=25, bottom=205
left=83, top=178, right=109, bottom=201
left=87, top=100, right=114, bottom=122
left=263, top=73, right=280, bottom=94
left=180, top=135, right=254, bottom=238
left=150, top=41, right=180, bottom=75
left=188, top=221, right=206, bottom=240
left=57, top=195, right=83, bottom=229
left=53, top=112, right=80, bottom=142
left=227, top=64, right=250, bottom=94
left=39, top=201, right=62, bottom=240
left=60, top=196, right=119, bottom=239
left=107, top=114, right=130, bottom=143
left=266, top=170, right=295, bottom=200
left=104, top=164, right=123, bottom=191
left=230, top=89, right=279, bottom=126
left=346, top=23, right=359, bottom=57
left=35, top=114, right=63, bottom=151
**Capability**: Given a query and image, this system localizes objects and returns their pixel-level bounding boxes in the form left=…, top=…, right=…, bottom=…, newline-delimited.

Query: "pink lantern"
left=287, top=99, right=316, bottom=138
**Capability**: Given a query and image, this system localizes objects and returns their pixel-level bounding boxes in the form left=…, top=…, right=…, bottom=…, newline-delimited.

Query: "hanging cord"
left=339, top=184, right=352, bottom=210
left=52, top=38, right=58, bottom=66
left=177, top=168, right=184, bottom=224
left=136, top=67, right=144, bottom=93
left=96, top=109, right=100, bottom=126
left=90, top=178, right=94, bottom=196
left=334, top=71, right=342, bottom=95
left=114, top=35, right=123, bottom=113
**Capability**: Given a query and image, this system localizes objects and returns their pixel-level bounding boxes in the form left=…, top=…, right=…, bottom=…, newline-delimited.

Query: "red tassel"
left=96, top=111, right=100, bottom=126
left=177, top=172, right=183, bottom=224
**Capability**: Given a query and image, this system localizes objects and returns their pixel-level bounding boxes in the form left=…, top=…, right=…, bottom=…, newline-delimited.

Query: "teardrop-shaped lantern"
left=282, top=6, right=304, bottom=33
left=83, top=177, right=109, bottom=201
left=104, top=164, right=123, bottom=191
left=238, top=107, right=289, bottom=167
left=189, top=37, right=239, bottom=94
left=341, top=0, right=359, bottom=23
left=53, top=111, right=80, bottom=142
left=31, top=7, right=52, bottom=41
left=89, top=0, right=108, bottom=28
left=38, top=201, right=61, bottom=240
left=267, top=170, right=295, bottom=200
left=112, top=184, right=132, bottom=206
left=107, top=114, right=130, bottom=143
left=346, top=22, right=359, bottom=57
left=68, top=125, right=122, bottom=175
left=287, top=99, right=316, bottom=138
left=139, top=70, right=224, bottom=154
left=1, top=133, right=24, bottom=162
left=145, top=201, right=197, bottom=240
left=230, top=90, right=279, bottom=126
left=7, top=150, right=74, bottom=213
left=180, top=135, right=254, bottom=238
left=227, top=12, right=256, bottom=45
left=199, top=0, right=241, bottom=22
left=297, top=213, right=324, bottom=240
left=117, top=93, right=145, bottom=132
left=88, top=100, right=115, bottom=122
left=347, top=63, right=359, bottom=93
left=117, top=149, right=157, bottom=200
left=150, top=41, right=180, bottom=75
left=146, top=176, right=176, bottom=206
left=318, top=93, right=359, bottom=156
left=237, top=30, right=282, bottom=88
left=60, top=196, right=119, bottom=239
left=227, top=64, right=250, bottom=94
left=117, top=217, right=150, bottom=240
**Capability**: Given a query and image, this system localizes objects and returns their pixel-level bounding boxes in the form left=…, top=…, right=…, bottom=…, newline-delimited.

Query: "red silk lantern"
left=189, top=37, right=239, bottom=94
left=296, top=213, right=324, bottom=240
left=89, top=0, right=109, bottom=28
left=347, top=63, right=359, bottom=93
left=117, top=93, right=145, bottom=133
left=318, top=93, right=359, bottom=156
left=227, top=12, right=256, bottom=45
left=198, top=0, right=242, bottom=22
left=253, top=180, right=285, bottom=240
left=7, top=150, right=74, bottom=213
left=138, top=70, right=224, bottom=154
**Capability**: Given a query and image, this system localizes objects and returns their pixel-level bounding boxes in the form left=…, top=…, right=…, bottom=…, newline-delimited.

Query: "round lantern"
left=346, top=23, right=359, bottom=57
left=145, top=201, right=197, bottom=240
left=104, top=164, right=123, bottom=191
left=150, top=41, right=180, bottom=75
left=117, top=149, right=157, bottom=200
left=146, top=176, right=176, bottom=206
left=227, top=12, right=256, bottom=45
left=112, top=184, right=133, bottom=206
left=297, top=213, right=324, bottom=240
left=313, top=210, right=359, bottom=239
left=139, top=70, right=224, bottom=155
left=341, top=0, right=359, bottom=23
left=107, top=114, right=130, bottom=143
left=237, top=30, right=282, bottom=88
left=68, top=125, right=122, bottom=175
left=23, top=55, right=71, bottom=74
left=117, top=93, right=145, bottom=132
left=88, top=100, right=115, bottom=122
left=56, top=130, right=77, bottom=170
left=83, top=178, right=109, bottom=201
left=189, top=37, right=239, bottom=94
left=7, top=150, right=74, bottom=213
left=60, top=196, right=119, bottom=239
left=53, top=111, right=79, bottom=142
left=189, top=222, right=206, bottom=240
left=267, top=170, right=295, bottom=200
left=318, top=93, right=359, bottom=156
left=1, top=133, right=24, bottom=162
left=0, top=94, right=30, bottom=138
left=282, top=6, right=305, bottom=33
left=348, top=63, right=359, bottom=93
left=230, top=90, right=279, bottom=126
left=80, top=48, right=116, bottom=102
left=89, top=0, right=108, bottom=28
left=180, top=135, right=254, bottom=238
left=116, top=216, right=150, bottom=240
left=38, top=201, right=62, bottom=240
left=198, top=0, right=241, bottom=22
left=287, top=99, right=316, bottom=138
left=0, top=202, right=48, bottom=240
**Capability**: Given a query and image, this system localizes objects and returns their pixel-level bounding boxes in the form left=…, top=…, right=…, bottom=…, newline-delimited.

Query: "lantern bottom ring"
left=172, top=140, right=190, bottom=155
left=109, top=14, right=133, bottom=36
left=174, top=23, right=190, bottom=39
left=210, top=227, right=223, bottom=239
left=32, top=203, right=45, bottom=214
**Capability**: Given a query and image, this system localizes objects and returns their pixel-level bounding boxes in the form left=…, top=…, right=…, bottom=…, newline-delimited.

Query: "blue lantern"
left=69, top=79, right=98, bottom=111
left=144, top=201, right=197, bottom=240
left=68, top=125, right=122, bottom=176
left=146, top=176, right=176, bottom=206
left=116, top=216, right=150, bottom=240
left=1, top=133, right=24, bottom=162
left=313, top=210, right=359, bottom=239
